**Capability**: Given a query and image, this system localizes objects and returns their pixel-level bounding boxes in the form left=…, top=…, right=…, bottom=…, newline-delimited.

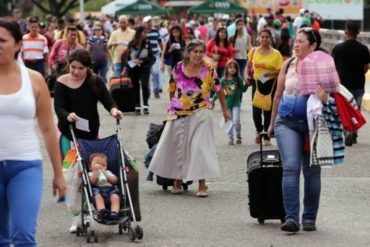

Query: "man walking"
left=22, top=16, right=49, bottom=77
left=144, top=16, right=163, bottom=99
left=332, top=21, right=370, bottom=145
left=108, top=15, right=135, bottom=77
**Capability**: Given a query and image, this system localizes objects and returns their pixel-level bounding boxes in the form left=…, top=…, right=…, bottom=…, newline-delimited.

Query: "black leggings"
left=251, top=79, right=276, bottom=139
left=129, top=66, right=151, bottom=107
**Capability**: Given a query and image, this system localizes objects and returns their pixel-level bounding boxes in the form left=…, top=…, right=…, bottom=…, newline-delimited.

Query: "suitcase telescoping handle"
left=258, top=132, right=281, bottom=165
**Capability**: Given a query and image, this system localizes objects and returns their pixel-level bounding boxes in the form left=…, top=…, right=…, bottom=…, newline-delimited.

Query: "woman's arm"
left=268, top=60, right=288, bottom=136
left=30, top=69, right=66, bottom=201
left=53, top=80, right=70, bottom=122
left=94, top=75, right=123, bottom=119
left=205, top=39, right=215, bottom=58
left=216, top=88, right=231, bottom=122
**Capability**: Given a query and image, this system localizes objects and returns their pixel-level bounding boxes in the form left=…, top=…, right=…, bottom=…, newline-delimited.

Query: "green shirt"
left=213, top=76, right=247, bottom=108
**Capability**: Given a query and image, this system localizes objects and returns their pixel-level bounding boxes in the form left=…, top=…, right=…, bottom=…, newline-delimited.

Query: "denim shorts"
left=92, top=186, right=119, bottom=198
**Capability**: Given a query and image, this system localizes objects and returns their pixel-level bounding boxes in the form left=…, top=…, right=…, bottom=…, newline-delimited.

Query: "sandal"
left=264, top=140, right=272, bottom=146
left=171, top=187, right=183, bottom=194
left=254, top=134, right=261, bottom=144
left=196, top=191, right=208, bottom=197
left=171, top=180, right=183, bottom=194
left=197, top=186, right=208, bottom=197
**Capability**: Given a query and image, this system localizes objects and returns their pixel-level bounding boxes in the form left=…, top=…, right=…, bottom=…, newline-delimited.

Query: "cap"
left=273, top=19, right=282, bottom=27
left=299, top=8, right=306, bottom=15
left=143, top=15, right=152, bottom=23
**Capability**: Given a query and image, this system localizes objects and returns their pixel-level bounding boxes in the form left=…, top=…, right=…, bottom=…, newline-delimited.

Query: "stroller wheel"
left=135, top=225, right=143, bottom=240
left=76, top=226, right=82, bottom=237
left=128, top=225, right=137, bottom=241
left=258, top=218, right=265, bottom=224
left=118, top=223, right=123, bottom=235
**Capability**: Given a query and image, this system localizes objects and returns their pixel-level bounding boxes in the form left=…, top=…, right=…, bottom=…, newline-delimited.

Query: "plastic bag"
left=63, top=163, right=82, bottom=216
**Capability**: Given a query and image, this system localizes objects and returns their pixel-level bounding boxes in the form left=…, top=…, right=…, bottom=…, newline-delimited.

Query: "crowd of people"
left=0, top=5, right=369, bottom=245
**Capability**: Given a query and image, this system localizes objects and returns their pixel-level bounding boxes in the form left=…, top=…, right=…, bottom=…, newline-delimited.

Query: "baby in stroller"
left=88, top=153, right=120, bottom=221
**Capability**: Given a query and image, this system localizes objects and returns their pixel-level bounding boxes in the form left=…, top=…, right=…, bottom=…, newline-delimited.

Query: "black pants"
left=129, top=66, right=151, bottom=108
left=251, top=79, right=276, bottom=139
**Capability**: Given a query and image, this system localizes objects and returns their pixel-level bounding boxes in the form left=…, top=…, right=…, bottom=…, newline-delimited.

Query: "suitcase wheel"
left=182, top=184, right=188, bottom=191
left=258, top=218, right=265, bottom=224
left=280, top=218, right=285, bottom=224
left=162, top=185, right=168, bottom=191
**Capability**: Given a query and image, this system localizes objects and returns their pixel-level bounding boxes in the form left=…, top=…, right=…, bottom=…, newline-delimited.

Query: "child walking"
left=213, top=60, right=248, bottom=145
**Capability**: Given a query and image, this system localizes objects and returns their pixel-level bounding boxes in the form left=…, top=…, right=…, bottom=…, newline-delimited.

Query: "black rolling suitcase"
left=156, top=176, right=193, bottom=191
left=246, top=133, right=285, bottom=224
left=109, top=76, right=136, bottom=113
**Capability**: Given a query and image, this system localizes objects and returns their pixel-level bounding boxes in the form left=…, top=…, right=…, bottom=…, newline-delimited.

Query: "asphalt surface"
left=36, top=79, right=370, bottom=247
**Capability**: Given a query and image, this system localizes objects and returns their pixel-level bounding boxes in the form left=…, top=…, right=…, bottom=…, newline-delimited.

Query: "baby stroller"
left=69, top=121, right=143, bottom=243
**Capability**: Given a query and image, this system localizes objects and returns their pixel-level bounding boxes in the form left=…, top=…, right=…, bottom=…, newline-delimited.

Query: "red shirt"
left=206, top=38, right=234, bottom=68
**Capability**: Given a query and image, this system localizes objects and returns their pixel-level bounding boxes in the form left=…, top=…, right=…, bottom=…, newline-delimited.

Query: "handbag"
left=252, top=80, right=276, bottom=111
left=311, top=114, right=334, bottom=167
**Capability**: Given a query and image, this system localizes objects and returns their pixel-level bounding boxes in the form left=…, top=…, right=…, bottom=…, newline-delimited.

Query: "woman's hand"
left=67, top=112, right=78, bottom=122
left=315, top=85, right=329, bottom=103
left=267, top=124, right=275, bottom=138
left=110, top=108, right=124, bottom=119
left=53, top=174, right=67, bottom=202
left=223, top=110, right=231, bottom=123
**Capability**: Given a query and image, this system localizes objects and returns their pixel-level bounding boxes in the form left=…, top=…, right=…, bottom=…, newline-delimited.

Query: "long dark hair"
left=169, top=25, right=185, bottom=47
left=128, top=25, right=147, bottom=49
left=0, top=19, right=22, bottom=59
left=215, top=27, right=229, bottom=47
left=224, top=59, right=240, bottom=79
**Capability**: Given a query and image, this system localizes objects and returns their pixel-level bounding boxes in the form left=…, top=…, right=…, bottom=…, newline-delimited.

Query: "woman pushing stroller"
left=54, top=48, right=123, bottom=232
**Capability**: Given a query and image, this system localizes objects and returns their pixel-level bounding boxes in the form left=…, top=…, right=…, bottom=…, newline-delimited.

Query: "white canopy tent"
left=101, top=0, right=136, bottom=16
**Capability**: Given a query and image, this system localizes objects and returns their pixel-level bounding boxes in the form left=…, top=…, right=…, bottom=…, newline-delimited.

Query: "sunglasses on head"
left=299, top=27, right=317, bottom=43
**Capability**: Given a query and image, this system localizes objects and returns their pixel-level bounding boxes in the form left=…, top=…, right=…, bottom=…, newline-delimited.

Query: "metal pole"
left=79, top=0, right=84, bottom=22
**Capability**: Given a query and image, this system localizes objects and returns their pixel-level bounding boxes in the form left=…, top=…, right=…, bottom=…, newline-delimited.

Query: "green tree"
left=30, top=0, right=91, bottom=18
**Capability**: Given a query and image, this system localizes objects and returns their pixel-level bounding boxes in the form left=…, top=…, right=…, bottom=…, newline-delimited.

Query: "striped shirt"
left=22, top=33, right=48, bottom=60
left=147, top=29, right=161, bottom=54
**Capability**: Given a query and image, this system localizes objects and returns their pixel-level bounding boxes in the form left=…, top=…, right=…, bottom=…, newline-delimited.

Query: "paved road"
left=37, top=81, right=370, bottom=247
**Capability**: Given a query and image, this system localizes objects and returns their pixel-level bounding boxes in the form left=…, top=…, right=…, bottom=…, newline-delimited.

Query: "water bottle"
left=98, top=169, right=107, bottom=185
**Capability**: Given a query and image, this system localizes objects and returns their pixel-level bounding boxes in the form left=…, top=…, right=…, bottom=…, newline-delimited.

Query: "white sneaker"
left=69, top=215, right=79, bottom=233
left=69, top=224, right=77, bottom=233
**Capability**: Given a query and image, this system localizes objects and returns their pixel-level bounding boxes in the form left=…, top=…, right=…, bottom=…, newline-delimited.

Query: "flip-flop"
left=196, top=191, right=208, bottom=197
left=171, top=187, right=183, bottom=194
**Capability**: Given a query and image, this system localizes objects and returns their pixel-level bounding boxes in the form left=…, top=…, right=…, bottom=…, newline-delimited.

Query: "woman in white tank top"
left=0, top=20, right=66, bottom=246
left=229, top=18, right=253, bottom=78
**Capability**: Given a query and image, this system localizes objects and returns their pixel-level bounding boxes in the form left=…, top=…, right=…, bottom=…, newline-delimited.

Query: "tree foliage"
left=30, top=0, right=91, bottom=18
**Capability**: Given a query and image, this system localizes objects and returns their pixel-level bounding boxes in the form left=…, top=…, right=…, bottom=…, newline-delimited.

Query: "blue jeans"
left=0, top=160, right=43, bottom=247
left=274, top=117, right=321, bottom=224
left=227, top=106, right=241, bottom=141
left=92, top=60, right=108, bottom=83
left=113, top=63, right=123, bottom=77
left=235, top=59, right=247, bottom=78
left=151, top=53, right=162, bottom=94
